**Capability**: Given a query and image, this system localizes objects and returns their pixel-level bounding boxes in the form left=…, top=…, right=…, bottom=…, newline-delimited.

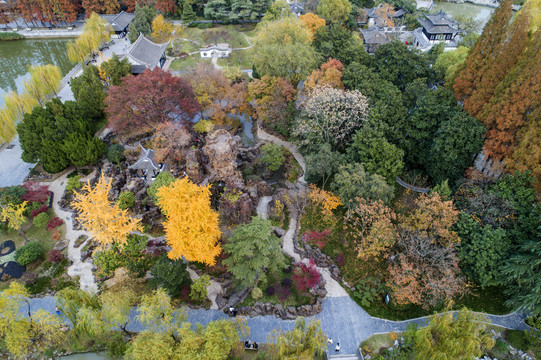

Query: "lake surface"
left=0, top=38, right=74, bottom=107
left=432, top=2, right=495, bottom=30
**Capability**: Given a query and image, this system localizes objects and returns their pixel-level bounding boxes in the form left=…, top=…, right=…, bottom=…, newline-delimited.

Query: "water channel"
left=432, top=2, right=495, bottom=30
left=0, top=38, right=74, bottom=107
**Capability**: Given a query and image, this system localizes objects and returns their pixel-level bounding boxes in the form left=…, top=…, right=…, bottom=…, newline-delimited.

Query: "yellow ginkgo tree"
left=0, top=201, right=29, bottom=242
left=72, top=174, right=142, bottom=247
left=156, top=177, right=221, bottom=266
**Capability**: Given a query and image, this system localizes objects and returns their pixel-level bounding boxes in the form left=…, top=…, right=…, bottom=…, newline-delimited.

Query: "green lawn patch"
left=169, top=55, right=211, bottom=71
left=181, top=25, right=251, bottom=48
left=0, top=32, right=24, bottom=41
left=217, top=50, right=253, bottom=69
left=361, top=332, right=399, bottom=355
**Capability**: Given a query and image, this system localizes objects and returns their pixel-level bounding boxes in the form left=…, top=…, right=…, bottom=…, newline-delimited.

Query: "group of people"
left=328, top=338, right=340, bottom=352
left=244, top=340, right=259, bottom=350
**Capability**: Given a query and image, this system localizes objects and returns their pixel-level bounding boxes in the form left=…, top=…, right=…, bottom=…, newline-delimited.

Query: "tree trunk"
left=18, top=228, right=29, bottom=244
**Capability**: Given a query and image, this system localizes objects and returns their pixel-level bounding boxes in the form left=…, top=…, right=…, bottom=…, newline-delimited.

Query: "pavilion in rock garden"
left=128, top=144, right=166, bottom=182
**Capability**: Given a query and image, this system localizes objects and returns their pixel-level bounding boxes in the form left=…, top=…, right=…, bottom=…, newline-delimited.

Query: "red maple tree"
left=105, top=68, right=200, bottom=136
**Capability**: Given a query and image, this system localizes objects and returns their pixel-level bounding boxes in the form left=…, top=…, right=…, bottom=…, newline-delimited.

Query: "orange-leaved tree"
left=299, top=13, right=326, bottom=40
left=308, top=184, right=342, bottom=224
left=156, top=177, right=221, bottom=266
left=72, top=174, right=142, bottom=247
left=345, top=197, right=397, bottom=260
left=304, top=58, right=344, bottom=94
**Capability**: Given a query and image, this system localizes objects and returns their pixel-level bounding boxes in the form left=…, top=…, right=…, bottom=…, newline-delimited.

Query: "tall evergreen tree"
left=181, top=0, right=196, bottom=22
left=70, top=65, right=107, bottom=120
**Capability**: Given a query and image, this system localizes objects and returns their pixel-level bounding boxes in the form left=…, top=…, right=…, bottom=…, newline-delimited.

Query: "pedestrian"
left=55, top=307, right=61, bottom=316
left=327, top=338, right=333, bottom=344
left=335, top=342, right=340, bottom=352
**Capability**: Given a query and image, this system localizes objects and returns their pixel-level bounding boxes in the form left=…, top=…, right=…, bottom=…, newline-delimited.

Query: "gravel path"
left=48, top=171, right=98, bottom=293
left=0, top=136, right=35, bottom=188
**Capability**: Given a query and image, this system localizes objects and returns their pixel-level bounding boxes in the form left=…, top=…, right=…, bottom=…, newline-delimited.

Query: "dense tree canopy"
left=71, top=65, right=107, bottom=120
left=105, top=68, right=200, bottom=137
left=223, top=217, right=286, bottom=288
left=294, top=85, right=369, bottom=151
left=18, top=99, right=105, bottom=173
left=251, top=17, right=318, bottom=83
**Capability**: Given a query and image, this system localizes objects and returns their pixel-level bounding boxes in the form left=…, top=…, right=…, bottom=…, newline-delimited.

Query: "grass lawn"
left=168, top=38, right=200, bottom=55
left=217, top=50, right=253, bottom=69
left=181, top=25, right=252, bottom=48
left=169, top=55, right=211, bottom=71
left=0, top=210, right=65, bottom=254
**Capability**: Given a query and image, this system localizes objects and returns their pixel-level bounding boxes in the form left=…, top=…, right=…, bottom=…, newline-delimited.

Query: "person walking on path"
left=335, top=342, right=340, bottom=352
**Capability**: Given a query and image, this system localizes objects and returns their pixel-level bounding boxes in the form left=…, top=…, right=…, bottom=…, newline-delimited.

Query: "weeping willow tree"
left=68, top=13, right=113, bottom=63
left=0, top=64, right=61, bottom=143
left=24, top=64, right=62, bottom=106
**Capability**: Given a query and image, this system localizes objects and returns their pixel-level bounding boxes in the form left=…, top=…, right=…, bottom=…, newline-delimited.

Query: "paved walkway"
left=0, top=136, right=35, bottom=187
left=48, top=171, right=98, bottom=293
left=24, top=295, right=530, bottom=355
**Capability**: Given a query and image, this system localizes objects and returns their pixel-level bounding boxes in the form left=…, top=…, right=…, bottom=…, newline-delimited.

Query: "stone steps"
left=328, top=354, right=360, bottom=360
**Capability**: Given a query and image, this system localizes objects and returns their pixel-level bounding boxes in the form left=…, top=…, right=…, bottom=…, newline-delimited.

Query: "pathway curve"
left=256, top=124, right=306, bottom=184
left=47, top=171, right=98, bottom=293
left=19, top=125, right=530, bottom=357
left=187, top=268, right=223, bottom=310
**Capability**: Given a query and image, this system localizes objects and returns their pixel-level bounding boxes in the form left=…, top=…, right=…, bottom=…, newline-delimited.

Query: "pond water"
left=432, top=2, right=495, bottom=31
left=0, top=38, right=74, bottom=107
left=60, top=352, right=113, bottom=359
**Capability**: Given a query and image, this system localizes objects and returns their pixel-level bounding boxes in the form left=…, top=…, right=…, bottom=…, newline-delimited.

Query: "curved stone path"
left=48, top=171, right=98, bottom=293
left=17, top=127, right=529, bottom=357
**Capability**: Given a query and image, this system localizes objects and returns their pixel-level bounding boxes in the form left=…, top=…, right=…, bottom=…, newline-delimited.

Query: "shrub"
left=335, top=253, right=345, bottom=266
left=105, top=332, right=127, bottom=357
left=47, top=217, right=63, bottom=231
left=265, top=285, right=276, bottom=296
left=21, top=182, right=49, bottom=204
left=0, top=185, right=27, bottom=205
left=48, top=249, right=63, bottom=263
left=302, top=229, right=332, bottom=249
left=0, top=32, right=24, bottom=41
left=252, top=287, right=263, bottom=300
left=495, top=338, right=509, bottom=352
left=277, top=283, right=291, bottom=301
left=292, top=259, right=321, bottom=293
left=147, top=171, right=175, bottom=202
left=15, top=241, right=43, bottom=266
left=33, top=212, right=50, bottom=228
left=526, top=315, right=541, bottom=330
left=261, top=143, right=285, bottom=171
left=117, top=191, right=135, bottom=210
left=193, top=120, right=214, bottom=134
left=190, top=274, right=210, bottom=303
left=506, top=330, right=530, bottom=351
left=107, top=144, right=125, bottom=165
left=150, top=254, right=191, bottom=297
left=51, top=230, right=61, bottom=241
left=66, top=175, right=83, bottom=194
left=31, top=204, right=49, bottom=218
left=26, top=276, right=51, bottom=294
left=281, top=277, right=292, bottom=288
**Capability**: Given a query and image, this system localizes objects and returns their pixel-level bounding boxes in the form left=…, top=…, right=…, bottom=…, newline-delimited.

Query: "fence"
left=395, top=176, right=431, bottom=193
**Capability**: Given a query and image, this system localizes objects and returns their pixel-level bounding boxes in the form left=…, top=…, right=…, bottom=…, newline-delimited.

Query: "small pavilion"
left=124, top=34, right=170, bottom=74
left=128, top=145, right=165, bottom=181
left=360, top=27, right=390, bottom=53
left=100, top=11, right=134, bottom=37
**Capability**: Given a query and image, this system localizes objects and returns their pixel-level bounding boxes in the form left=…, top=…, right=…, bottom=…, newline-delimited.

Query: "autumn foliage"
left=308, top=185, right=342, bottom=222
left=387, top=193, right=465, bottom=307
left=304, top=58, right=344, bottom=94
left=156, top=178, right=221, bottom=266
left=345, top=197, right=397, bottom=260
left=105, top=68, right=200, bottom=137
left=453, top=0, right=540, bottom=188
left=292, top=259, right=321, bottom=293
left=299, top=13, right=326, bottom=39
left=72, top=174, right=142, bottom=247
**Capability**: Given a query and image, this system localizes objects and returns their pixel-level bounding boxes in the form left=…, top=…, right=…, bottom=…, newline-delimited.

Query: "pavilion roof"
left=126, top=34, right=169, bottom=70
left=128, top=144, right=160, bottom=171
